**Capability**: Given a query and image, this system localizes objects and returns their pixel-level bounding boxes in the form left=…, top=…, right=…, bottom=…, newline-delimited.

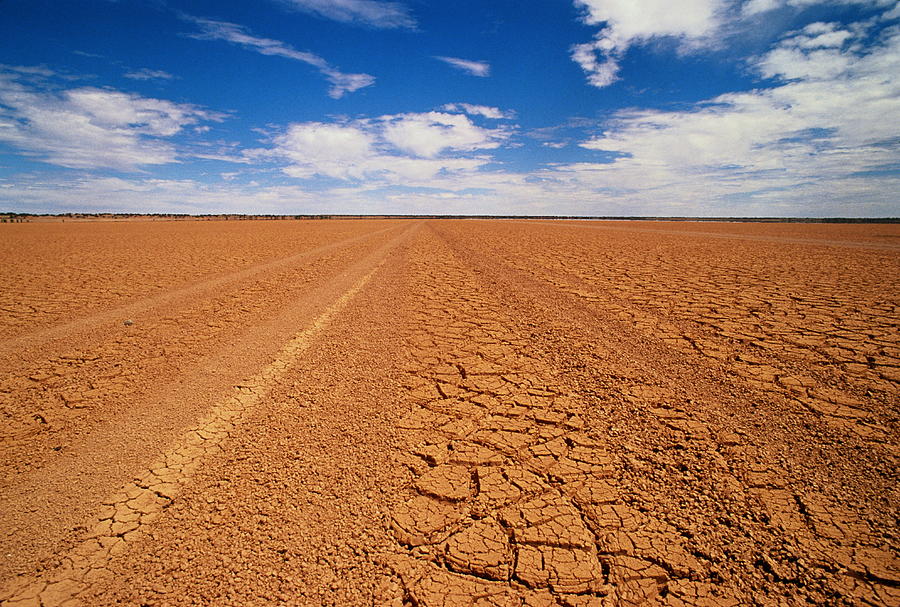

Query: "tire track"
left=381, top=225, right=736, bottom=606
left=0, top=222, right=402, bottom=482
left=0, top=226, right=412, bottom=607
left=0, top=223, right=400, bottom=353
left=2, top=220, right=896, bottom=606
left=0, top=223, right=405, bottom=580
left=424, top=221, right=898, bottom=606
left=75, top=224, right=421, bottom=606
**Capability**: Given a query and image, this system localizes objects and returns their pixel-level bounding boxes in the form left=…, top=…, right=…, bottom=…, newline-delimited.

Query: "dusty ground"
left=0, top=219, right=897, bottom=606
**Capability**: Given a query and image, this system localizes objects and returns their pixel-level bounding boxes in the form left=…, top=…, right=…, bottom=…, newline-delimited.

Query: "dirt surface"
left=0, top=219, right=897, bottom=606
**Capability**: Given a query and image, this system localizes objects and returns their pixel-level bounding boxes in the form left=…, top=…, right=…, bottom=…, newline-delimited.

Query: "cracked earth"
left=0, top=219, right=897, bottom=606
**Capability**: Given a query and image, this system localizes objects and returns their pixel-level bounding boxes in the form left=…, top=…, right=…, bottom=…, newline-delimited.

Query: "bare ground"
left=0, top=219, right=897, bottom=606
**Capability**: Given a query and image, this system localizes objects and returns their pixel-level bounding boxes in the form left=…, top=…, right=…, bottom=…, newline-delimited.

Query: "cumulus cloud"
left=276, top=0, right=415, bottom=29
left=266, top=122, right=376, bottom=180
left=435, top=56, right=491, bottom=77
left=185, top=16, right=374, bottom=98
left=336, top=12, right=895, bottom=215
left=124, top=68, right=175, bottom=81
left=571, top=0, right=725, bottom=87
left=255, top=111, right=511, bottom=183
left=571, top=20, right=900, bottom=212
left=575, top=0, right=724, bottom=41
left=569, top=0, right=898, bottom=88
left=382, top=112, right=507, bottom=157
left=5, top=3, right=897, bottom=217
left=0, top=71, right=222, bottom=171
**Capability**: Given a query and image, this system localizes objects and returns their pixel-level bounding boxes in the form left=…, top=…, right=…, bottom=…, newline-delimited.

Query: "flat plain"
left=0, top=219, right=897, bottom=606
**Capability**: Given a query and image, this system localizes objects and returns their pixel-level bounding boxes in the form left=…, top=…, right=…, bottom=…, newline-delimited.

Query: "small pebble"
left=123, top=319, right=134, bottom=326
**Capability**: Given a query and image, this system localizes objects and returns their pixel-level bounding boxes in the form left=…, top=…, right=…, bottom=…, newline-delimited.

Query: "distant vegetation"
left=1, top=212, right=897, bottom=223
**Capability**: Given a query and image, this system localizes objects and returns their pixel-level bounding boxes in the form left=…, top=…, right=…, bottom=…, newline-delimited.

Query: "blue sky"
left=1, top=0, right=898, bottom=216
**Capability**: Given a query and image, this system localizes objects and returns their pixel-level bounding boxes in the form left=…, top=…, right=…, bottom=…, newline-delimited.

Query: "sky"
left=1, top=0, right=898, bottom=217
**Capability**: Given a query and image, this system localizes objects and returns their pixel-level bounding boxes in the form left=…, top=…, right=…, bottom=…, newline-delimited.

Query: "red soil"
left=0, top=219, right=896, bottom=606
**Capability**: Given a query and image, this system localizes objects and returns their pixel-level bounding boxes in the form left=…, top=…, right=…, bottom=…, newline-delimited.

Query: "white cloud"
left=757, top=21, right=880, bottom=80
left=63, top=88, right=203, bottom=136
left=276, top=0, right=415, bottom=29
left=571, top=0, right=726, bottom=87
left=0, top=72, right=222, bottom=171
left=124, top=68, right=175, bottom=81
left=742, top=0, right=779, bottom=13
left=185, top=16, right=374, bottom=98
left=370, top=15, right=896, bottom=216
left=435, top=56, right=491, bottom=77
left=570, top=39, right=621, bottom=87
left=792, top=22, right=854, bottom=48
left=743, top=0, right=897, bottom=16
left=442, top=103, right=515, bottom=120
left=570, top=20, right=900, bottom=212
left=569, top=1, right=899, bottom=89
left=381, top=112, right=506, bottom=157
left=4, top=4, right=897, bottom=218
left=0, top=175, right=322, bottom=214
left=267, top=122, right=376, bottom=180
left=254, top=111, right=510, bottom=183
left=0, top=64, right=56, bottom=78
left=758, top=42, right=853, bottom=80
left=5, top=156, right=896, bottom=217
left=575, top=0, right=724, bottom=38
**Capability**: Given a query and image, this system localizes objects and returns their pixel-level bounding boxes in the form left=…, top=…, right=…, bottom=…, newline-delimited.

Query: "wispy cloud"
left=742, top=0, right=897, bottom=16
left=276, top=0, right=416, bottom=29
left=525, top=117, right=597, bottom=149
left=442, top=103, right=515, bottom=120
left=0, top=69, right=223, bottom=171
left=0, top=64, right=57, bottom=78
left=184, top=16, right=375, bottom=98
left=435, top=56, right=491, bottom=77
left=124, top=68, right=176, bottom=81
